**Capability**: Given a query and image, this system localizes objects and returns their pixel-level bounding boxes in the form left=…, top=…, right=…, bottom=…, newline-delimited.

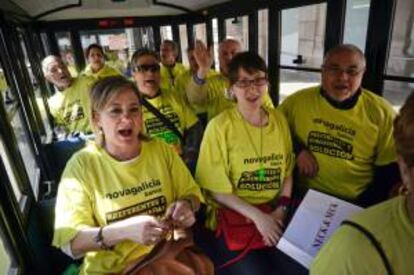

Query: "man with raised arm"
left=42, top=55, right=95, bottom=135
left=186, top=39, right=274, bottom=121
left=279, top=44, right=400, bottom=206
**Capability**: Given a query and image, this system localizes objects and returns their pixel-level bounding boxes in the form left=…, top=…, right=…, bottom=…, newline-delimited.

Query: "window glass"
left=160, top=25, right=173, bottom=41
left=343, top=0, right=370, bottom=52
left=279, top=69, right=321, bottom=103
left=281, top=4, right=326, bottom=68
left=18, top=30, right=52, bottom=138
left=212, top=18, right=220, bottom=71
left=55, top=32, right=78, bottom=77
left=0, top=64, right=23, bottom=202
left=179, top=24, right=189, bottom=66
left=383, top=80, right=414, bottom=111
left=258, top=9, right=269, bottom=63
left=193, top=23, right=207, bottom=45
left=386, top=0, right=414, bottom=78
left=225, top=15, right=249, bottom=50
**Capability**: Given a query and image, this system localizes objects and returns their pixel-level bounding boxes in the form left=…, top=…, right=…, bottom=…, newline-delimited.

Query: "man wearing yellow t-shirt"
left=185, top=39, right=274, bottom=121
left=42, top=55, right=95, bottom=135
left=131, top=49, right=202, bottom=171
left=159, top=40, right=186, bottom=91
left=279, top=44, right=399, bottom=206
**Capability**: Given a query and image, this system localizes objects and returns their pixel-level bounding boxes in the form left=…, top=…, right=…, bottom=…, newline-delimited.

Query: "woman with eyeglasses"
left=130, top=49, right=203, bottom=172
left=52, top=76, right=204, bottom=274
left=311, top=92, right=414, bottom=275
left=82, top=43, right=122, bottom=80
left=195, top=52, right=296, bottom=274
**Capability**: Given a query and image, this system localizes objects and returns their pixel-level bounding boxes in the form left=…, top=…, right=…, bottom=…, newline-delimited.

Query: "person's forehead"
left=220, top=41, right=240, bottom=52
left=46, top=58, right=64, bottom=69
left=325, top=51, right=363, bottom=66
left=136, top=54, right=158, bottom=64
left=161, top=43, right=173, bottom=51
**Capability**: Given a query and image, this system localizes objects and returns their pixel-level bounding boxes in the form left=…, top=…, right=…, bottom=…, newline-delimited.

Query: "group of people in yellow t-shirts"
left=42, top=39, right=414, bottom=275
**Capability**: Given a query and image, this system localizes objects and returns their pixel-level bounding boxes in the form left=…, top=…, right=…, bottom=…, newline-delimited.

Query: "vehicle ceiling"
left=3, top=0, right=230, bottom=21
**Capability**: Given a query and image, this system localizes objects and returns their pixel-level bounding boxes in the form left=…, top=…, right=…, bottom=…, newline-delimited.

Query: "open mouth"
left=144, top=79, right=156, bottom=85
left=118, top=129, right=133, bottom=137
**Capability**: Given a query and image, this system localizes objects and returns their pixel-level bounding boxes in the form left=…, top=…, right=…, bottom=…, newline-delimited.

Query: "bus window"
left=17, top=30, right=53, bottom=139
left=55, top=32, right=78, bottom=77
left=384, top=0, right=414, bottom=111
left=212, top=18, right=220, bottom=71
left=194, top=23, right=207, bottom=45
left=343, top=0, right=370, bottom=52
left=179, top=24, right=189, bottom=66
left=279, top=3, right=326, bottom=103
left=258, top=9, right=269, bottom=63
left=160, top=25, right=173, bottom=41
left=225, top=16, right=249, bottom=50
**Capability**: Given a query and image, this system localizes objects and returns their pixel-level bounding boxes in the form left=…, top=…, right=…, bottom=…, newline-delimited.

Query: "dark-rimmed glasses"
left=134, top=64, right=160, bottom=73
left=233, top=77, right=268, bottom=88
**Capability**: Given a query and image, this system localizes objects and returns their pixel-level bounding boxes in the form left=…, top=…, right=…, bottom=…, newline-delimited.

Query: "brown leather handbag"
left=121, top=229, right=214, bottom=275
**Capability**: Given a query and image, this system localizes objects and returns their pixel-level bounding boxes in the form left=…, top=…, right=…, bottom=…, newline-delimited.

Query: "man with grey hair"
left=42, top=55, right=94, bottom=134
left=279, top=44, right=399, bottom=206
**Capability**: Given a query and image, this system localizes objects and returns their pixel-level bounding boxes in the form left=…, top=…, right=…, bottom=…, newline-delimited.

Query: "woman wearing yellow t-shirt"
left=82, top=43, right=121, bottom=80
left=196, top=52, right=296, bottom=274
left=311, top=92, right=414, bottom=275
left=53, top=76, right=204, bottom=274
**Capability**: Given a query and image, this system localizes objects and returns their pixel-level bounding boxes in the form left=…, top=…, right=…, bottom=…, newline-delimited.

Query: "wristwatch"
left=94, top=227, right=112, bottom=250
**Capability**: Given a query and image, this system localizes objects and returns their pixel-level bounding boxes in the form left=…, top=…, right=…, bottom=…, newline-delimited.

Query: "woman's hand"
left=113, top=215, right=169, bottom=246
left=297, top=149, right=319, bottom=177
left=251, top=210, right=284, bottom=247
left=194, top=40, right=213, bottom=78
left=165, top=200, right=195, bottom=229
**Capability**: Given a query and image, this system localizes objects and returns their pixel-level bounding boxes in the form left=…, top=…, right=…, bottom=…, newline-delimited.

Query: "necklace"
left=239, top=108, right=266, bottom=182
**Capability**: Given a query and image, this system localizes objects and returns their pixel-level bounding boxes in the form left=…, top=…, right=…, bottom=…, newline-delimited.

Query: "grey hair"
left=323, top=44, right=366, bottom=68
left=41, top=55, right=60, bottom=75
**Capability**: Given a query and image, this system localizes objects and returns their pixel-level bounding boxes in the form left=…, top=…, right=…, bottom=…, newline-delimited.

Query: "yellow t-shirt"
left=196, top=107, right=294, bottom=229
left=142, top=90, right=198, bottom=154
left=191, top=73, right=274, bottom=121
left=279, top=86, right=396, bottom=200
left=0, top=71, right=8, bottom=93
left=311, top=196, right=414, bottom=275
left=160, top=62, right=187, bottom=91
left=48, top=76, right=95, bottom=134
left=82, top=64, right=121, bottom=80
left=173, top=69, right=218, bottom=114
left=53, top=139, right=203, bottom=274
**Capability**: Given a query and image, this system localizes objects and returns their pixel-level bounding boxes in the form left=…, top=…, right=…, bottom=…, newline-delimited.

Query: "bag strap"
left=218, top=230, right=259, bottom=269
left=342, top=220, right=392, bottom=275
left=140, top=97, right=184, bottom=144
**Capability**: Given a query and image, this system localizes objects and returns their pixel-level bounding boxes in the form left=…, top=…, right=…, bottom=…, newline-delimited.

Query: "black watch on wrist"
left=94, top=227, right=112, bottom=250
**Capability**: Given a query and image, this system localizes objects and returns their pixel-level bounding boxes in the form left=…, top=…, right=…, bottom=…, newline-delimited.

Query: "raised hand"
left=194, top=40, right=213, bottom=78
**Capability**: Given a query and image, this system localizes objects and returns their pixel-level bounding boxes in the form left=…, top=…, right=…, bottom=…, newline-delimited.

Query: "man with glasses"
left=159, top=40, right=186, bottom=91
left=185, top=39, right=274, bottom=121
left=279, top=44, right=399, bottom=206
left=131, top=49, right=202, bottom=172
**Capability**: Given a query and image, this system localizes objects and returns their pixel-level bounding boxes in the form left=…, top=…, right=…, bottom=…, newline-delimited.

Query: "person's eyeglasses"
left=234, top=77, right=268, bottom=88
left=322, top=66, right=364, bottom=77
left=134, top=64, right=160, bottom=73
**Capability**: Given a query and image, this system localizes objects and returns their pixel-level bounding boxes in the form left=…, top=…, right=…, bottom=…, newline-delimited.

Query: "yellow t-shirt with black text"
left=311, top=196, right=414, bottom=275
left=279, top=86, right=396, bottom=200
left=48, top=76, right=95, bottom=134
left=142, top=90, right=198, bottom=154
left=53, top=139, right=203, bottom=274
left=196, top=107, right=294, bottom=229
